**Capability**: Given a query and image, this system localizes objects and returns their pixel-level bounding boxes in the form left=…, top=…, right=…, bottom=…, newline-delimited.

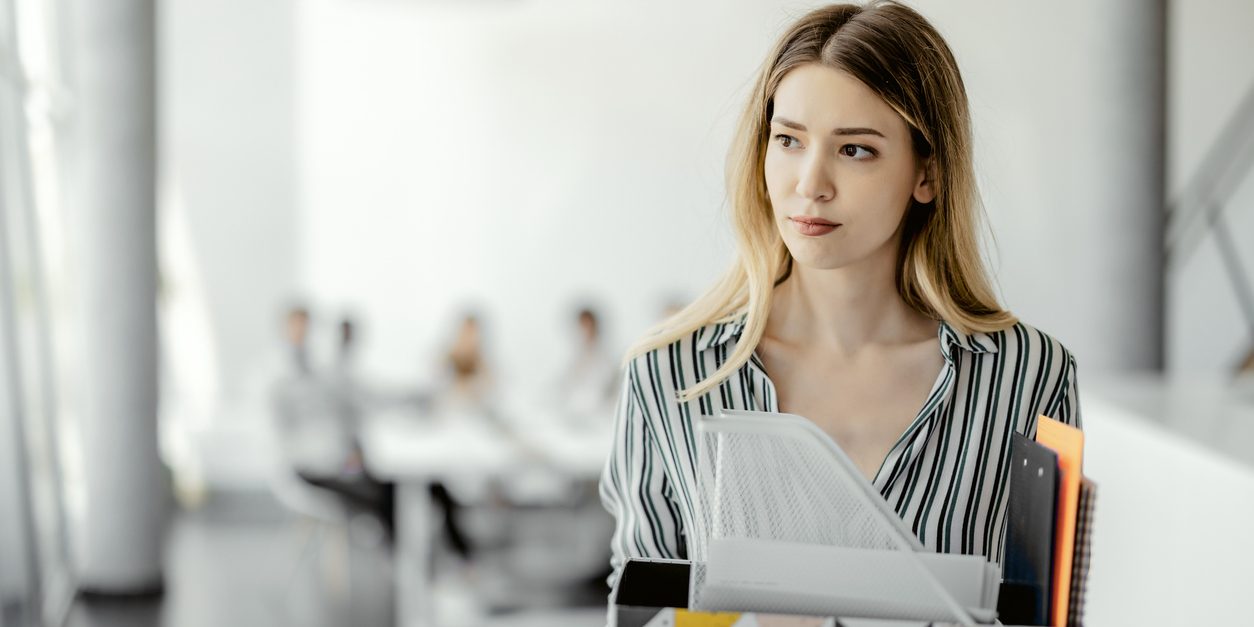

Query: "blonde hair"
left=627, top=0, right=1016, bottom=402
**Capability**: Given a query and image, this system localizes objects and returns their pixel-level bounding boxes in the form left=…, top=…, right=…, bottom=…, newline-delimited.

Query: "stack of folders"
left=609, top=411, right=1095, bottom=627
left=998, top=416, right=1097, bottom=627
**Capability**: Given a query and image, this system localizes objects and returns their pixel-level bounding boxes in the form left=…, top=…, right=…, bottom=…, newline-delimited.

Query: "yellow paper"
left=674, top=609, right=742, bottom=626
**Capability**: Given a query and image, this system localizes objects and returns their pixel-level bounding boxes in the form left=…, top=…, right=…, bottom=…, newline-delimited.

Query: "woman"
left=444, top=311, right=494, bottom=406
left=599, top=0, right=1082, bottom=590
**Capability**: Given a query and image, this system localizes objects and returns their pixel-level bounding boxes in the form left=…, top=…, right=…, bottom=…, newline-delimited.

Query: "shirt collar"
left=937, top=319, right=1000, bottom=357
left=693, top=314, right=750, bottom=352
left=693, top=312, right=1000, bottom=356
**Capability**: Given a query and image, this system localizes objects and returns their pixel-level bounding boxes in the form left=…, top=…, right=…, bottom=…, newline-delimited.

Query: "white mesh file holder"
left=688, top=409, right=990, bottom=625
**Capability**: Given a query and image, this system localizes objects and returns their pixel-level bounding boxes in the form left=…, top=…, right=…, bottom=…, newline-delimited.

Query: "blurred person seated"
left=551, top=305, right=620, bottom=429
left=416, top=309, right=504, bottom=564
left=270, top=305, right=394, bottom=539
left=327, top=316, right=365, bottom=439
left=434, top=309, right=497, bottom=417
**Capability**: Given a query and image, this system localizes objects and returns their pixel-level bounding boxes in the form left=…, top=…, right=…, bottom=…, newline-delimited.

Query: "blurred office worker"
left=551, top=306, right=620, bottom=429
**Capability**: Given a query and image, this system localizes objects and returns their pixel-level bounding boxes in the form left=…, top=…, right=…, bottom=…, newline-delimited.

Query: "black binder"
left=611, top=559, right=692, bottom=627
left=998, top=432, right=1060, bottom=626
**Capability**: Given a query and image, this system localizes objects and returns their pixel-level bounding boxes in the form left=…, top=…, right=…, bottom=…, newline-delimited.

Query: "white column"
left=70, top=0, right=164, bottom=592
left=1082, top=0, right=1167, bottom=370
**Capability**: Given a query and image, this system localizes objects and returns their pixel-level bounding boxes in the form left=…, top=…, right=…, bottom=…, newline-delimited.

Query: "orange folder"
left=1035, top=415, right=1084, bottom=627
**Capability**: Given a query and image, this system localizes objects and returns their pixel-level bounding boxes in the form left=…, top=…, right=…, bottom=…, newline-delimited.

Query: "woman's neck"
left=766, top=256, right=936, bottom=358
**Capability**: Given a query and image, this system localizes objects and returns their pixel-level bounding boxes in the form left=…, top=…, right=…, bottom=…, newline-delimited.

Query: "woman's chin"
left=786, top=251, right=854, bottom=272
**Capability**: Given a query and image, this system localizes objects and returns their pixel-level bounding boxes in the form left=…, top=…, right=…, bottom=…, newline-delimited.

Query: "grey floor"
left=65, top=490, right=610, bottom=627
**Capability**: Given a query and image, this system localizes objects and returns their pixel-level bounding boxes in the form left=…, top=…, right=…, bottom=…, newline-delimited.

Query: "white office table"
left=360, top=408, right=612, bottom=627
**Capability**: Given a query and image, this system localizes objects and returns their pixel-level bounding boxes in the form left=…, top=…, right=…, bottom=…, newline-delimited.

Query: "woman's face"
left=764, top=63, right=934, bottom=273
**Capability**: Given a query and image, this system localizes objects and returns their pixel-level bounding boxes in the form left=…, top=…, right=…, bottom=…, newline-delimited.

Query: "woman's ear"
left=912, top=158, right=937, bottom=204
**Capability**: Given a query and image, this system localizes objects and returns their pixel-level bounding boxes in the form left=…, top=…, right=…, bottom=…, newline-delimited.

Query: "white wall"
left=929, top=0, right=1166, bottom=372
left=1165, top=0, right=1254, bottom=374
left=161, top=0, right=298, bottom=404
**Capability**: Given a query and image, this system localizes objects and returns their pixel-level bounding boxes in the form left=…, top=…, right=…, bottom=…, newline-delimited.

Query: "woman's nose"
left=795, top=152, right=834, bottom=202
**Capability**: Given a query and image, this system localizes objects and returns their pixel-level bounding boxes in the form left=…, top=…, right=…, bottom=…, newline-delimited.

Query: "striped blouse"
left=598, top=313, right=1082, bottom=588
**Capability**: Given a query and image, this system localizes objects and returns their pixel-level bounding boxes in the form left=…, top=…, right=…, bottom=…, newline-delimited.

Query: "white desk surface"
left=359, top=408, right=612, bottom=481
left=1081, top=389, right=1254, bottom=625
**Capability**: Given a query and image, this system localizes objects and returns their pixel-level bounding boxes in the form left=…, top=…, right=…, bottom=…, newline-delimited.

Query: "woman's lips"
left=790, top=217, right=840, bottom=236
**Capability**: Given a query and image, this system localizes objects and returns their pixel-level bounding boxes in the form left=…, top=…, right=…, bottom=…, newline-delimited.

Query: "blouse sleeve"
left=1043, top=351, right=1083, bottom=431
left=598, top=363, right=685, bottom=591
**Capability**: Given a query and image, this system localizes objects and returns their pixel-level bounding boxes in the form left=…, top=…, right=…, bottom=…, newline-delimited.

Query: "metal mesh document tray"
left=688, top=410, right=1000, bottom=625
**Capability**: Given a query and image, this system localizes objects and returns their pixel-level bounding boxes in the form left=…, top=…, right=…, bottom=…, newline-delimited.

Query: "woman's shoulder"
left=622, top=315, right=748, bottom=392
left=986, top=319, right=1079, bottom=369
left=958, top=321, right=1078, bottom=393
left=949, top=318, right=1083, bottom=431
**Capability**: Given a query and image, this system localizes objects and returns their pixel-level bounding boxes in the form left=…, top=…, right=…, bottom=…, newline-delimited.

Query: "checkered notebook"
left=1067, top=479, right=1097, bottom=626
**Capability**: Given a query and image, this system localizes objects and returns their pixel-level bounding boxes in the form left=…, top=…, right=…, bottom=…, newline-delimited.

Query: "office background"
left=2, top=0, right=1253, bottom=626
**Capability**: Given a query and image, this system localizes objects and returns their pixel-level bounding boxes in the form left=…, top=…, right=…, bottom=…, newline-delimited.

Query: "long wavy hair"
left=628, top=0, right=1016, bottom=402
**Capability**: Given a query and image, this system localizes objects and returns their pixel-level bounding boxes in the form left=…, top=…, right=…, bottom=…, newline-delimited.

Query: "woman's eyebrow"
left=771, top=116, right=885, bottom=138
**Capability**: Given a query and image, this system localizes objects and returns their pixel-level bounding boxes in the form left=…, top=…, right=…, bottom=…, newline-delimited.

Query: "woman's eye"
left=840, top=144, right=875, bottom=159
left=773, top=134, right=800, bottom=149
